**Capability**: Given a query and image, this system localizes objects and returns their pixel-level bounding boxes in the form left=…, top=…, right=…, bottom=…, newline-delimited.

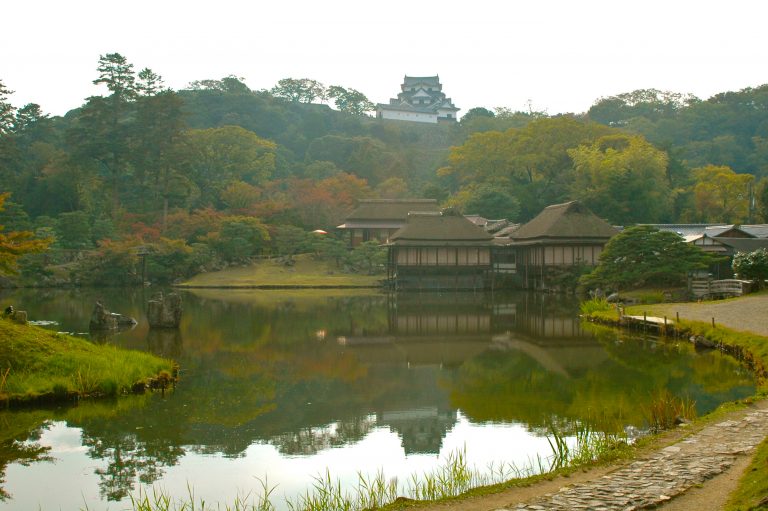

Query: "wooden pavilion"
left=386, top=208, right=494, bottom=290
left=502, top=201, right=619, bottom=290
left=337, top=199, right=439, bottom=247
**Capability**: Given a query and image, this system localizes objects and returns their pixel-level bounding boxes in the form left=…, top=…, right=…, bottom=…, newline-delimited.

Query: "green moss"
left=0, top=318, right=175, bottom=404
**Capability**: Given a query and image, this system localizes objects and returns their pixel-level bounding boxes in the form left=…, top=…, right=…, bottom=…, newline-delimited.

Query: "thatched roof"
left=508, top=201, right=618, bottom=244
left=344, top=199, right=439, bottom=221
left=390, top=208, right=494, bottom=246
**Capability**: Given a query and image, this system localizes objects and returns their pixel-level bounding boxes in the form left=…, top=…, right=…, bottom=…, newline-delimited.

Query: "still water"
left=0, top=288, right=755, bottom=510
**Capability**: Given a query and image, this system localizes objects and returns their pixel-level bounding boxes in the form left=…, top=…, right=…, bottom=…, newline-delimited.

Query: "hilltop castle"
left=376, top=76, right=459, bottom=124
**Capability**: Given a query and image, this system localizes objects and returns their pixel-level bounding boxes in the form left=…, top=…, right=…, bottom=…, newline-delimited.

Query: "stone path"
left=498, top=407, right=768, bottom=511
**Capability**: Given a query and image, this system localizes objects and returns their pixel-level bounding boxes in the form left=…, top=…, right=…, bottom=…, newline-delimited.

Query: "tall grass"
left=642, top=389, right=697, bottom=432
left=126, top=428, right=628, bottom=511
left=0, top=367, right=9, bottom=395
left=579, top=298, right=612, bottom=315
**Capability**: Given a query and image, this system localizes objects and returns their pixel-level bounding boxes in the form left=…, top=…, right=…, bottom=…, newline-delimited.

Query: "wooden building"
left=386, top=208, right=494, bottom=290
left=337, top=199, right=439, bottom=247
left=502, top=201, right=619, bottom=290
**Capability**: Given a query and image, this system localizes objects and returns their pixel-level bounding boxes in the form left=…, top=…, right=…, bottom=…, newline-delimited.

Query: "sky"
left=4, top=0, right=768, bottom=118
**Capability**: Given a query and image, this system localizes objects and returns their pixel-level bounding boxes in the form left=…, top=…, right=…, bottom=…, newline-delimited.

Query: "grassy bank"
left=177, top=254, right=383, bottom=288
left=0, top=318, right=175, bottom=405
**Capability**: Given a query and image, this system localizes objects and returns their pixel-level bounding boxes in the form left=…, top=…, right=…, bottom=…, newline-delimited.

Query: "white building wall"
left=379, top=109, right=438, bottom=124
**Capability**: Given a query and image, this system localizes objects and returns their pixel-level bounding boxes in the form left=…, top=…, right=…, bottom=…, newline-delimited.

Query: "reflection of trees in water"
left=0, top=414, right=52, bottom=501
left=270, top=416, right=376, bottom=455
left=80, top=421, right=185, bottom=501
left=449, top=328, right=755, bottom=432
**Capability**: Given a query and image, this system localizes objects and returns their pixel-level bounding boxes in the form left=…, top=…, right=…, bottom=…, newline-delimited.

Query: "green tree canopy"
left=581, top=225, right=721, bottom=290
left=569, top=134, right=673, bottom=224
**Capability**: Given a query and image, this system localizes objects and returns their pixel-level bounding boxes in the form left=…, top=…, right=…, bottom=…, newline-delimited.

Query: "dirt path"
left=409, top=295, right=768, bottom=511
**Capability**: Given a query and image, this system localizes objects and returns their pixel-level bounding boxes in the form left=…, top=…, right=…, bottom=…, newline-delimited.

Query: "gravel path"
left=499, top=405, right=768, bottom=511
left=649, top=293, right=768, bottom=336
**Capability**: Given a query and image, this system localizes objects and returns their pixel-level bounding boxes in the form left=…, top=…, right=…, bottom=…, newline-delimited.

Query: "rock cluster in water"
left=147, top=292, right=182, bottom=329
left=89, top=301, right=137, bottom=330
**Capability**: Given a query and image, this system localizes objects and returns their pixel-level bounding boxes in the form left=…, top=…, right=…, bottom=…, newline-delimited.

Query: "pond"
left=0, top=288, right=756, bottom=510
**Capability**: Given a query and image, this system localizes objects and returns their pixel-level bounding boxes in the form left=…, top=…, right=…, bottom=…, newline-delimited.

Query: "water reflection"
left=0, top=289, right=756, bottom=510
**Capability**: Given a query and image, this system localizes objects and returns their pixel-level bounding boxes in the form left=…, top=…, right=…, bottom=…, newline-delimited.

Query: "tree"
left=462, top=185, right=520, bottom=220
left=188, top=75, right=250, bottom=94
left=442, top=116, right=612, bottom=219
left=136, top=68, right=164, bottom=96
left=689, top=165, right=754, bottom=223
left=55, top=211, right=93, bottom=248
left=130, top=90, right=188, bottom=227
left=732, top=249, right=768, bottom=289
left=0, top=79, right=16, bottom=134
left=93, top=53, right=136, bottom=100
left=326, top=86, right=374, bottom=115
left=181, top=126, right=277, bottom=207
left=580, top=225, right=720, bottom=290
left=588, top=89, right=698, bottom=126
left=68, top=53, right=139, bottom=219
left=461, top=107, right=495, bottom=123
left=569, top=134, right=672, bottom=224
left=270, top=78, right=326, bottom=103
left=0, top=193, right=50, bottom=274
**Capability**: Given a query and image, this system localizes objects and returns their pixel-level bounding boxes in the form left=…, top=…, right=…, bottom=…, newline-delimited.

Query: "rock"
left=11, top=310, right=27, bottom=325
left=147, top=292, right=182, bottom=329
left=90, top=301, right=117, bottom=330
left=89, top=301, right=137, bottom=330
left=606, top=292, right=619, bottom=303
left=690, top=335, right=716, bottom=349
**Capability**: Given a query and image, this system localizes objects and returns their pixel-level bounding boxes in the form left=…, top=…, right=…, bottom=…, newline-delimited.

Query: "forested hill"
left=1, top=53, right=768, bottom=285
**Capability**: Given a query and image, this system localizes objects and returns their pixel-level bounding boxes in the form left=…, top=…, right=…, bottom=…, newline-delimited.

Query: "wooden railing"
left=691, top=278, right=751, bottom=299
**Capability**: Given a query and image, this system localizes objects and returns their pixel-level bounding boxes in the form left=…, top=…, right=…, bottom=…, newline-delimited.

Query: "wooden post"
left=676, top=311, right=680, bottom=323
left=712, top=317, right=716, bottom=328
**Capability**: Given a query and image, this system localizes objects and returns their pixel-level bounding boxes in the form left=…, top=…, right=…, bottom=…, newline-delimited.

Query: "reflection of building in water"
left=333, top=292, right=607, bottom=453
left=377, top=406, right=458, bottom=454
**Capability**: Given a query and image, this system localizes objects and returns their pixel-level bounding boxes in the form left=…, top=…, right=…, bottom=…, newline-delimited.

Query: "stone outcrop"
left=147, top=292, right=182, bottom=329
left=11, top=310, right=27, bottom=325
left=89, top=301, right=137, bottom=330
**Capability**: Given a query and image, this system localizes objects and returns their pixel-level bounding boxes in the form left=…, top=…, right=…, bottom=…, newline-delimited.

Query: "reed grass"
left=642, top=389, right=697, bottom=432
left=579, top=297, right=612, bottom=315
left=0, top=366, right=9, bottom=395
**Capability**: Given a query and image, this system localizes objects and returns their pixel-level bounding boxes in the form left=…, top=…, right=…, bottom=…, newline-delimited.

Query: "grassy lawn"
left=0, top=318, right=175, bottom=404
left=178, top=254, right=384, bottom=288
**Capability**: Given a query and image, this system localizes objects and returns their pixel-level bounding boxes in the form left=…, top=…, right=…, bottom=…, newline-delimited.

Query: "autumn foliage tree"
left=0, top=193, right=51, bottom=274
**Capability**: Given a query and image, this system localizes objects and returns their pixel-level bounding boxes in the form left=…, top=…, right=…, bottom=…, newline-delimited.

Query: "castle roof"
left=403, top=76, right=441, bottom=87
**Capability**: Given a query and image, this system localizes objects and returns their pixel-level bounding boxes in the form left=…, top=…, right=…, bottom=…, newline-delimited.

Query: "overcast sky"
left=4, top=0, right=767, bottom=117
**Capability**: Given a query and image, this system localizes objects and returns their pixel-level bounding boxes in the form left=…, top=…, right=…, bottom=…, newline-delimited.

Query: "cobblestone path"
left=499, top=407, right=768, bottom=511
